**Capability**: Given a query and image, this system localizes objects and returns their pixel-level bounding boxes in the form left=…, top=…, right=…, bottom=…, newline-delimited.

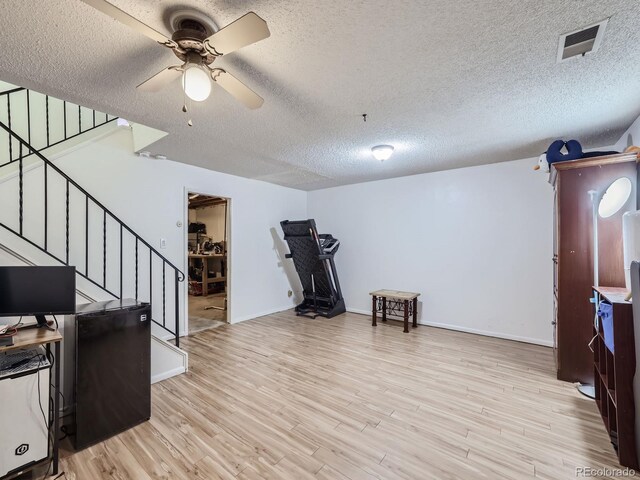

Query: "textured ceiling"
left=0, top=0, right=640, bottom=190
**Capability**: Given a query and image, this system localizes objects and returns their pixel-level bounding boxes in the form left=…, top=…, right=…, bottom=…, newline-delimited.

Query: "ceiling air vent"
left=557, top=19, right=608, bottom=62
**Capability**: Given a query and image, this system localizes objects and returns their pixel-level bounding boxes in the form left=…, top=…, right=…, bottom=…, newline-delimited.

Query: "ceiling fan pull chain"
left=182, top=75, right=188, bottom=113
left=181, top=75, right=193, bottom=126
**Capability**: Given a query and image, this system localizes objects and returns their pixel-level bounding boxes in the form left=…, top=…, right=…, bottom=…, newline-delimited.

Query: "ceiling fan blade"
left=81, top=0, right=174, bottom=46
left=212, top=70, right=264, bottom=109
left=137, top=67, right=182, bottom=92
left=203, top=12, right=270, bottom=56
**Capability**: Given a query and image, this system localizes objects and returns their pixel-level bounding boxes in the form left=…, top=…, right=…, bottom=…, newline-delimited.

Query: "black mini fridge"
left=74, top=299, right=151, bottom=450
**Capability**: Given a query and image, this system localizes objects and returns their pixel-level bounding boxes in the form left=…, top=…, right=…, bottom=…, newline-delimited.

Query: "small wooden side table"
left=370, top=290, right=420, bottom=333
left=0, top=327, right=62, bottom=479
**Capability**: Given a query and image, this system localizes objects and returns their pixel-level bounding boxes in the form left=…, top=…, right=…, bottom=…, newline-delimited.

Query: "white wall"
left=0, top=127, right=306, bottom=333
left=308, top=158, right=554, bottom=346
left=191, top=203, right=226, bottom=243
left=614, top=114, right=640, bottom=151
left=0, top=80, right=111, bottom=166
left=70, top=130, right=306, bottom=328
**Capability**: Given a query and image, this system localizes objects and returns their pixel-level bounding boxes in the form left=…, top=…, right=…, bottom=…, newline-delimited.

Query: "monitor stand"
left=35, top=315, right=53, bottom=330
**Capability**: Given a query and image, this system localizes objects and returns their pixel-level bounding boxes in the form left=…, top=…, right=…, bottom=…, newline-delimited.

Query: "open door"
left=186, top=193, right=229, bottom=334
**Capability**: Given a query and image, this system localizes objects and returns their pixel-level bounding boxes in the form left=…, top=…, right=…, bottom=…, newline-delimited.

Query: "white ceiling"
left=0, top=0, right=639, bottom=190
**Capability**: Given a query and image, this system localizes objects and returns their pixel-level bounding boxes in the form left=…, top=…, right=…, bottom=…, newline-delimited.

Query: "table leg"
left=412, top=298, right=418, bottom=328
left=53, top=341, right=60, bottom=475
left=202, top=258, right=209, bottom=297
left=382, top=297, right=387, bottom=322
left=403, top=300, right=409, bottom=333
left=372, top=296, right=377, bottom=326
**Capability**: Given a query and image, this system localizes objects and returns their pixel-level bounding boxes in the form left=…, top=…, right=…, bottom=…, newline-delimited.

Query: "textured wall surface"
left=0, top=1, right=638, bottom=189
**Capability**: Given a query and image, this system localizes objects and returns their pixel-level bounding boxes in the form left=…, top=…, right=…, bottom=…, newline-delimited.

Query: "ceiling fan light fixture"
left=181, top=64, right=211, bottom=102
left=371, top=144, right=394, bottom=162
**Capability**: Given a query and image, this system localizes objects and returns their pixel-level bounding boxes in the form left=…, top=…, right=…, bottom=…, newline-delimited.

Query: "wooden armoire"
left=552, top=153, right=638, bottom=384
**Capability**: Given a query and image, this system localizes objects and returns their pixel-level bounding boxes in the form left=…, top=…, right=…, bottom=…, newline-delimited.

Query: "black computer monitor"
left=0, top=266, right=76, bottom=326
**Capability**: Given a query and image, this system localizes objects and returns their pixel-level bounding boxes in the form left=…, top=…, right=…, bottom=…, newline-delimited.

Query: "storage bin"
left=598, top=301, right=614, bottom=353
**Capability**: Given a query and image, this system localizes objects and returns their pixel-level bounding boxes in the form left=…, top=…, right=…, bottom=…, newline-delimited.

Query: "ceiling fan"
left=81, top=0, right=270, bottom=116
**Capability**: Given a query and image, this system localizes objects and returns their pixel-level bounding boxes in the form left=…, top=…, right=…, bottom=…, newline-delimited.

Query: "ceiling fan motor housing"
left=171, top=19, right=216, bottom=64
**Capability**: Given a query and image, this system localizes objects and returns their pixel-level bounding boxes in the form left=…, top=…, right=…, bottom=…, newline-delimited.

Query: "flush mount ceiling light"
left=371, top=145, right=394, bottom=162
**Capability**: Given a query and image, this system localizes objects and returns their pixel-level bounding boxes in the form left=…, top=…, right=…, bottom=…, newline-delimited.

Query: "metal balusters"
left=149, top=249, right=153, bottom=312
left=0, top=88, right=117, bottom=165
left=65, top=179, right=70, bottom=264
left=162, top=262, right=166, bottom=327
left=103, top=210, right=107, bottom=288
left=44, top=163, right=48, bottom=250
left=119, top=224, right=123, bottom=299
left=26, top=90, right=31, bottom=145
left=0, top=109, right=185, bottom=344
left=18, top=144, right=23, bottom=235
left=175, top=270, right=180, bottom=347
left=135, top=239, right=138, bottom=300
left=7, top=95, right=12, bottom=163
left=45, top=95, right=50, bottom=147
left=85, top=196, right=89, bottom=276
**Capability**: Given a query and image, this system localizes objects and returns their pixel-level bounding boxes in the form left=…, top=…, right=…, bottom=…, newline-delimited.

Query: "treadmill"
left=281, top=219, right=346, bottom=318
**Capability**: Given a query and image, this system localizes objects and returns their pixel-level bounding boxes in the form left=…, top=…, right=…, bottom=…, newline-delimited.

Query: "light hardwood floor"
left=189, top=293, right=227, bottom=334
left=57, top=311, right=623, bottom=479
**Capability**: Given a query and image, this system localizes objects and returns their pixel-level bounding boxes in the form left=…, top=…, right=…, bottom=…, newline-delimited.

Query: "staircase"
left=0, top=84, right=185, bottom=350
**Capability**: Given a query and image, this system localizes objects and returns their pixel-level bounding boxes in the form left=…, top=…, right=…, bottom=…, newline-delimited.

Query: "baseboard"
left=151, top=366, right=186, bottom=384
left=346, top=307, right=553, bottom=347
left=231, top=304, right=295, bottom=324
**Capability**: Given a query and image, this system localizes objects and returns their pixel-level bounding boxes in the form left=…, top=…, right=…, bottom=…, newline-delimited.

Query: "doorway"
left=186, top=192, right=229, bottom=334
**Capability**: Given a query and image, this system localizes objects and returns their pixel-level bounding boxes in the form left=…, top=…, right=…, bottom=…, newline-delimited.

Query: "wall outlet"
left=160, top=238, right=167, bottom=249
left=288, top=290, right=293, bottom=297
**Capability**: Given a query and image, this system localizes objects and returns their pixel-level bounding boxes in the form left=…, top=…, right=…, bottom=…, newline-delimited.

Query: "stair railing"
left=0, top=87, right=117, bottom=167
left=0, top=116, right=184, bottom=346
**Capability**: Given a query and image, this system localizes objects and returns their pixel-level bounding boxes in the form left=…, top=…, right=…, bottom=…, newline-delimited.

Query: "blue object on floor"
left=598, top=301, right=614, bottom=353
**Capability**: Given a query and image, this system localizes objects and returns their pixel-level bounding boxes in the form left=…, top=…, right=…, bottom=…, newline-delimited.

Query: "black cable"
left=59, top=424, right=75, bottom=441
left=35, top=355, right=48, bottom=425
left=35, top=352, right=54, bottom=480
left=46, top=346, right=55, bottom=368
left=10, top=316, right=23, bottom=330
left=53, top=383, right=66, bottom=412
left=52, top=314, right=59, bottom=330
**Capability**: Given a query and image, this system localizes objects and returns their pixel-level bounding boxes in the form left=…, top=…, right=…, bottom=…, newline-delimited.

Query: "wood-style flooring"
left=188, top=293, right=226, bottom=334
left=57, top=311, right=623, bottom=479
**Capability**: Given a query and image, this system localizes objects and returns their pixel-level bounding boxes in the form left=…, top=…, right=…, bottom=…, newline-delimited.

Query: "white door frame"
left=182, top=186, right=232, bottom=334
